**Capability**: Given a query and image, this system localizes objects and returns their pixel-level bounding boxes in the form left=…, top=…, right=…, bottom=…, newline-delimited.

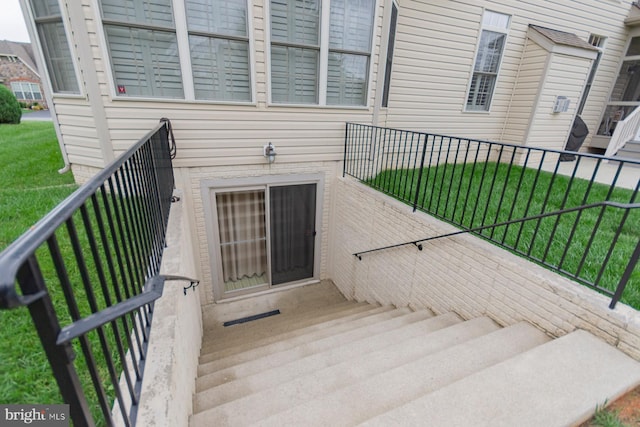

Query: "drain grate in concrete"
left=223, top=309, right=281, bottom=327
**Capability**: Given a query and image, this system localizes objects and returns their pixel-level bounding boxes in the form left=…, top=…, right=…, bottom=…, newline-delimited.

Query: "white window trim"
left=201, top=173, right=324, bottom=302
left=23, top=0, right=84, bottom=98
left=463, top=9, right=511, bottom=114
left=264, top=0, right=378, bottom=108
left=93, top=0, right=257, bottom=104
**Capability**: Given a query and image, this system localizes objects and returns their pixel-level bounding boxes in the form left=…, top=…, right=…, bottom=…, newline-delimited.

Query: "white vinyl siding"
left=466, top=10, right=510, bottom=112
left=100, top=0, right=184, bottom=98
left=29, top=0, right=80, bottom=94
left=269, top=0, right=374, bottom=106
left=186, top=0, right=251, bottom=101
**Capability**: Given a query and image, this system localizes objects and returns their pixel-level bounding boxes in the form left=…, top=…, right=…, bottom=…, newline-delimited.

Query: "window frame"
left=94, top=0, right=256, bottom=104
left=11, top=81, right=44, bottom=101
left=264, top=0, right=378, bottom=108
left=464, top=9, right=511, bottom=113
left=26, top=0, right=83, bottom=97
left=381, top=0, right=397, bottom=108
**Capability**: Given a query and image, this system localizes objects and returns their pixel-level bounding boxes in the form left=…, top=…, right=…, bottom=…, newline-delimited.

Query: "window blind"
left=101, top=0, right=174, bottom=27
left=30, top=0, right=80, bottom=94
left=104, top=25, right=183, bottom=98
left=327, top=0, right=373, bottom=106
left=186, top=0, right=251, bottom=101
left=466, top=11, right=510, bottom=111
left=270, top=0, right=321, bottom=104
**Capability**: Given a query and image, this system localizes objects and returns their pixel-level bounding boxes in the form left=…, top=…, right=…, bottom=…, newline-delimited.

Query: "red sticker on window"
left=117, top=85, right=126, bottom=94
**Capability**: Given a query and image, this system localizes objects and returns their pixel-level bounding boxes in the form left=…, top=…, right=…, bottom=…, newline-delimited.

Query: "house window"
left=99, top=0, right=184, bottom=98
left=466, top=10, right=510, bottom=112
left=10, top=82, right=43, bottom=101
left=381, top=1, right=398, bottom=108
left=29, top=0, right=80, bottom=94
left=269, top=0, right=375, bottom=106
left=186, top=0, right=251, bottom=101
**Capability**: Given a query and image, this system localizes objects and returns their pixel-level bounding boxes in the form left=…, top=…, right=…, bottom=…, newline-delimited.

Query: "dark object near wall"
left=561, top=116, right=589, bottom=161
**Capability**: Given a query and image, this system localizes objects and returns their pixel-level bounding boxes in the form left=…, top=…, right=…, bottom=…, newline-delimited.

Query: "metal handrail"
left=353, top=200, right=640, bottom=309
left=344, top=121, right=640, bottom=310
left=0, top=119, right=191, bottom=427
left=0, top=122, right=165, bottom=309
left=354, top=200, right=640, bottom=257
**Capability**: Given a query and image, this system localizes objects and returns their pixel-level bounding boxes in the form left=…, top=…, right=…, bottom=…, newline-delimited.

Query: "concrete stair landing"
left=191, top=284, right=640, bottom=426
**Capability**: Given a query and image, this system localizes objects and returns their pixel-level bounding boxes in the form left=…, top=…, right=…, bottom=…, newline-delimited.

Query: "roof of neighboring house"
left=0, top=40, right=39, bottom=76
left=528, top=25, right=598, bottom=51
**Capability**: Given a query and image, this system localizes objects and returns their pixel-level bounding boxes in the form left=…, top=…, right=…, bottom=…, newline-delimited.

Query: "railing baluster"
left=502, top=148, right=530, bottom=246
left=343, top=122, right=639, bottom=308
left=451, top=139, right=471, bottom=224
left=17, top=255, right=95, bottom=427
left=412, top=134, right=429, bottom=212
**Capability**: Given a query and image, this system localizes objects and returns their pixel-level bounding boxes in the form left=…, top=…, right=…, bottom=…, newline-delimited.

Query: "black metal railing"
left=0, top=119, right=197, bottom=426
left=344, top=122, right=640, bottom=309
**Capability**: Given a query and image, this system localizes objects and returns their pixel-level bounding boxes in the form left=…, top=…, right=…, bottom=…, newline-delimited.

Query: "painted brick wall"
left=328, top=176, right=640, bottom=360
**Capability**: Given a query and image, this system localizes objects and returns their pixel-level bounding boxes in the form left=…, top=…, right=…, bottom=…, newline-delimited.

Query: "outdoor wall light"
left=264, top=142, right=277, bottom=163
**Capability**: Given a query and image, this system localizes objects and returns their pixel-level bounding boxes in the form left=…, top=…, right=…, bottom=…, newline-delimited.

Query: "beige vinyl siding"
left=501, top=39, right=548, bottom=145
left=50, top=0, right=385, bottom=169
left=51, top=99, right=105, bottom=167
left=46, top=0, right=633, bottom=170
left=382, top=0, right=632, bottom=146
left=526, top=53, right=593, bottom=151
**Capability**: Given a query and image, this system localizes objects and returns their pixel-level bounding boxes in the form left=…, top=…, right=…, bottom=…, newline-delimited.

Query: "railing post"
left=609, top=239, right=640, bottom=309
left=343, top=123, right=349, bottom=177
left=17, top=257, right=94, bottom=427
left=412, top=134, right=429, bottom=212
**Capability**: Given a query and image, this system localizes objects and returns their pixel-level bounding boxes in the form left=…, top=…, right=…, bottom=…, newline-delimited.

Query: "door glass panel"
left=216, top=190, right=268, bottom=292
left=270, top=184, right=316, bottom=285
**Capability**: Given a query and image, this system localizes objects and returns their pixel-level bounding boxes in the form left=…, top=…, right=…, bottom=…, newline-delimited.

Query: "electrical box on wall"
left=553, top=96, right=571, bottom=113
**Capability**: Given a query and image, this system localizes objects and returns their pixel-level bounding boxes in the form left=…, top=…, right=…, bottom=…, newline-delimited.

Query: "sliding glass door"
left=213, top=182, right=318, bottom=295
left=270, top=184, right=316, bottom=285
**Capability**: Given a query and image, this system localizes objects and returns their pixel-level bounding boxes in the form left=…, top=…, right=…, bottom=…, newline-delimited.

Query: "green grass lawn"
left=0, top=121, right=157, bottom=425
left=0, top=122, right=79, bottom=407
left=369, top=162, right=640, bottom=308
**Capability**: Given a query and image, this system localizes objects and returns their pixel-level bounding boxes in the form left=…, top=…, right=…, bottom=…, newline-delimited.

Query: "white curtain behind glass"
left=216, top=190, right=268, bottom=284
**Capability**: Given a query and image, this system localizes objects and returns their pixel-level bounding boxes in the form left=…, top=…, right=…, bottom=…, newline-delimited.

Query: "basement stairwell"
left=190, top=282, right=640, bottom=427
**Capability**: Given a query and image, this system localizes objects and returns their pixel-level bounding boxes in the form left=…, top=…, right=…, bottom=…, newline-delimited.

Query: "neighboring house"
left=18, top=0, right=640, bottom=304
left=0, top=39, right=46, bottom=108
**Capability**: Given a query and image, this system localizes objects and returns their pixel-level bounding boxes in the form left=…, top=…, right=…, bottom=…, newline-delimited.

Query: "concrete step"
left=198, top=306, right=408, bottom=369
left=196, top=308, right=435, bottom=379
left=194, top=312, right=462, bottom=403
left=200, top=302, right=389, bottom=357
left=256, top=322, right=549, bottom=427
left=191, top=316, right=498, bottom=421
left=201, top=280, right=347, bottom=330
left=201, top=301, right=372, bottom=351
left=361, top=330, right=640, bottom=427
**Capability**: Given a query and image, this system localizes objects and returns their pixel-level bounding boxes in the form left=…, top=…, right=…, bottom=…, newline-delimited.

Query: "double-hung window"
left=269, top=0, right=375, bottom=106
left=100, top=0, right=184, bottom=98
left=466, top=10, right=510, bottom=112
left=186, top=0, right=251, bottom=101
left=29, top=0, right=80, bottom=94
